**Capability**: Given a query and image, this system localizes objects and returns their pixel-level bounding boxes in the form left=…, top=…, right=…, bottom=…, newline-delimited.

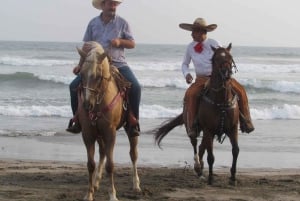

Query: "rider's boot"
left=231, top=79, right=255, bottom=133
left=66, top=118, right=81, bottom=134
left=125, top=111, right=140, bottom=137
left=239, top=103, right=255, bottom=133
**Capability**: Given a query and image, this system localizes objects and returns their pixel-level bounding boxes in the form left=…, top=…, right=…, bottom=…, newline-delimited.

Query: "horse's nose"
left=220, top=67, right=231, bottom=80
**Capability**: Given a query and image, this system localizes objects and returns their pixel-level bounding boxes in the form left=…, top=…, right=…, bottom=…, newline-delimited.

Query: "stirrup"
left=124, top=122, right=140, bottom=137
left=66, top=119, right=81, bottom=134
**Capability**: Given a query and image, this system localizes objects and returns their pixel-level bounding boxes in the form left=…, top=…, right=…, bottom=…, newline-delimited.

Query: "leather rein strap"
left=89, top=90, right=125, bottom=122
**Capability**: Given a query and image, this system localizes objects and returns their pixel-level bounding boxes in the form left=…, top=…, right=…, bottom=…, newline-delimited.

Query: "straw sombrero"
left=179, top=18, right=217, bottom=32
left=92, top=0, right=123, bottom=10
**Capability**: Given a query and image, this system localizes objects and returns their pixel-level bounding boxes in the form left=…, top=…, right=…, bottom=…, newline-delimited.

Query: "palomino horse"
left=154, top=44, right=240, bottom=185
left=76, top=41, right=141, bottom=201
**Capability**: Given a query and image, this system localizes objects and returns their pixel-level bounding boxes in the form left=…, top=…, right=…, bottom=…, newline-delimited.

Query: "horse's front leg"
left=128, top=135, right=141, bottom=192
left=83, top=141, right=96, bottom=201
left=197, top=137, right=206, bottom=178
left=104, top=131, right=119, bottom=201
left=189, top=136, right=202, bottom=176
left=93, top=137, right=106, bottom=191
left=205, top=133, right=215, bottom=185
left=229, top=129, right=239, bottom=185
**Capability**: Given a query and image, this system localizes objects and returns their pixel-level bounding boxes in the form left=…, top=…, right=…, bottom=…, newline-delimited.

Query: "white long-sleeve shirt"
left=181, top=38, right=220, bottom=78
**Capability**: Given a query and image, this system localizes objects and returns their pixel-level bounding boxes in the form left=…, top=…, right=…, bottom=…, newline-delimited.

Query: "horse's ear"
left=211, top=46, right=217, bottom=52
left=96, top=52, right=107, bottom=63
left=77, top=47, right=87, bottom=58
left=227, top=43, right=232, bottom=51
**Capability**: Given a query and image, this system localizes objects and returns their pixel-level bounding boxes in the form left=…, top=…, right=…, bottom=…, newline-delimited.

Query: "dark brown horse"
left=154, top=43, right=240, bottom=185
left=76, top=41, right=141, bottom=201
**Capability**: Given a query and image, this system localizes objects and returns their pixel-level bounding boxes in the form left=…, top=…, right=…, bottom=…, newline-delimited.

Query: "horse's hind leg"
left=128, top=135, right=141, bottom=192
left=93, top=137, right=106, bottom=191
left=229, top=131, right=239, bottom=185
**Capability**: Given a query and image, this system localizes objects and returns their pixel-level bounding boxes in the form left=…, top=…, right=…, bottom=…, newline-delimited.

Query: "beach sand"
left=0, top=159, right=299, bottom=201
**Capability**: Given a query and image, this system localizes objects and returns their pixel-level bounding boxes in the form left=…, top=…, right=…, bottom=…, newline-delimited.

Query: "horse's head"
left=78, top=41, right=110, bottom=111
left=211, top=43, right=235, bottom=81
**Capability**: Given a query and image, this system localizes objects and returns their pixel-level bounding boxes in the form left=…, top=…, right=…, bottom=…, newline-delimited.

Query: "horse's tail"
left=154, top=113, right=184, bottom=148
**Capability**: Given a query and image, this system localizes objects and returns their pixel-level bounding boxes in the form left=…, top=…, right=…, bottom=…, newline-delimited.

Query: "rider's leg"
left=66, top=75, right=82, bottom=134
left=70, top=75, right=81, bottom=115
left=184, top=77, right=208, bottom=138
left=118, top=66, right=141, bottom=136
left=231, top=79, right=255, bottom=133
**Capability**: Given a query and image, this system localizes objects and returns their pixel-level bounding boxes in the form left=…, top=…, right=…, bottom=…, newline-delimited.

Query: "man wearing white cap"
left=67, top=0, right=141, bottom=136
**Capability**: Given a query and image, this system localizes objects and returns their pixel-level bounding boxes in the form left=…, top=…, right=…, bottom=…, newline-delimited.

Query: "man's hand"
left=111, top=38, right=135, bottom=49
left=111, top=38, right=121, bottom=48
left=185, top=73, right=193, bottom=84
left=73, top=65, right=81, bottom=75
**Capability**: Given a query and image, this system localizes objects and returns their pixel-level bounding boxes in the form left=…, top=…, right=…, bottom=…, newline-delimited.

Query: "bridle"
left=80, top=52, right=112, bottom=108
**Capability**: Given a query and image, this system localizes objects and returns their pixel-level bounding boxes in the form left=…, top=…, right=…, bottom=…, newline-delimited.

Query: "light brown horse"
left=76, top=41, right=141, bottom=201
left=154, top=44, right=240, bottom=185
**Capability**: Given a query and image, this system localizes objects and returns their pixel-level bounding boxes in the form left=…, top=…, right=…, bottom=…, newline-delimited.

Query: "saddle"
left=67, top=65, right=139, bottom=136
left=110, top=65, right=140, bottom=136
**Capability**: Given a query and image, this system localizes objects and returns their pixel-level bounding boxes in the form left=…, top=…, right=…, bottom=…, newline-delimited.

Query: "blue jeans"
left=69, top=65, right=141, bottom=119
left=69, top=75, right=81, bottom=115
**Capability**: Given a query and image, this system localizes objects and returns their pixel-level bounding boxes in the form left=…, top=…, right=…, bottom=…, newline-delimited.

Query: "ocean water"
left=0, top=41, right=300, bottom=168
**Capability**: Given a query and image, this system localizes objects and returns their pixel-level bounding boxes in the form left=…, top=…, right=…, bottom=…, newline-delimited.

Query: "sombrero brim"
left=179, top=23, right=217, bottom=32
left=92, top=0, right=122, bottom=10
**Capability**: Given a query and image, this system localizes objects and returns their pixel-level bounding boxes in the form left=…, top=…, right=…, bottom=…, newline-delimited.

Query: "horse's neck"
left=101, top=64, right=111, bottom=78
left=210, top=73, right=223, bottom=90
left=208, top=75, right=234, bottom=101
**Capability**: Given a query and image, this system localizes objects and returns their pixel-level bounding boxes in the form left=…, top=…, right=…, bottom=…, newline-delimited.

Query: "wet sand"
left=0, top=160, right=299, bottom=201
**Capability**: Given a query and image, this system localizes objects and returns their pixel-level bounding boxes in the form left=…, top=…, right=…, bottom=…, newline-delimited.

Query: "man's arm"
left=111, top=38, right=135, bottom=49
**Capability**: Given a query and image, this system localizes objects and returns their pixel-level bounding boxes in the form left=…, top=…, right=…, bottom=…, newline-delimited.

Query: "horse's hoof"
left=196, top=171, right=203, bottom=177
left=109, top=198, right=119, bottom=201
left=93, top=185, right=99, bottom=191
left=133, top=187, right=142, bottom=193
left=199, top=175, right=206, bottom=180
left=229, top=179, right=237, bottom=186
left=208, top=177, right=214, bottom=185
left=194, top=167, right=202, bottom=174
left=83, top=194, right=94, bottom=201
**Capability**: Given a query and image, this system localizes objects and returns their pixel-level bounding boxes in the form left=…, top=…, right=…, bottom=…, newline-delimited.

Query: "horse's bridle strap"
left=90, top=90, right=125, bottom=120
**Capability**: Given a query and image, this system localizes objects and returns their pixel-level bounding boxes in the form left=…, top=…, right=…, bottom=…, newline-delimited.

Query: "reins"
left=89, top=91, right=125, bottom=124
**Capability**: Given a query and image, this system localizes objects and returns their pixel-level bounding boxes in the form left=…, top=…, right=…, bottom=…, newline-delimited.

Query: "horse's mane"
left=82, top=41, right=109, bottom=78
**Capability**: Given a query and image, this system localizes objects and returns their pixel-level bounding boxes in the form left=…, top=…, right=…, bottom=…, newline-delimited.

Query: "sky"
left=1, top=0, right=300, bottom=47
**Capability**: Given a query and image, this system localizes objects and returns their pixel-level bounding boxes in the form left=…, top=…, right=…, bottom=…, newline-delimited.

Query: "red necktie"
left=194, top=42, right=203, bottom=53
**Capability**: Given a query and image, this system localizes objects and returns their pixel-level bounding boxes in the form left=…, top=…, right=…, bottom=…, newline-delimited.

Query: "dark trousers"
left=69, top=75, right=81, bottom=115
